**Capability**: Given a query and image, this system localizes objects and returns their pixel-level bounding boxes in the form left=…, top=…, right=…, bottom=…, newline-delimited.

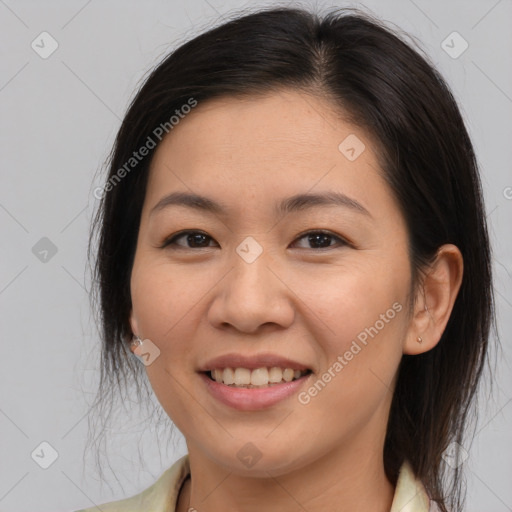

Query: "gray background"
left=0, top=0, right=511, bottom=511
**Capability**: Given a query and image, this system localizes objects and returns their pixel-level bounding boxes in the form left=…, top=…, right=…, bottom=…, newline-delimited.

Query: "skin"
left=129, top=89, right=463, bottom=512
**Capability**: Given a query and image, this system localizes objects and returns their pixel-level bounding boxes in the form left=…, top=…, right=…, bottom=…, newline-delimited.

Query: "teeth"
left=209, top=367, right=309, bottom=387
left=250, top=367, right=269, bottom=386
left=234, top=368, right=251, bottom=386
left=283, top=368, right=294, bottom=382
left=268, top=367, right=283, bottom=383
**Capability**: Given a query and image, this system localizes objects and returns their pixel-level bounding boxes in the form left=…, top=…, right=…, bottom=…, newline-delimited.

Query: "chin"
left=209, top=445, right=312, bottom=477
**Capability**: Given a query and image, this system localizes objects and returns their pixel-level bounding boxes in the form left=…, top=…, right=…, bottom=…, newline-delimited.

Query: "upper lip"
left=198, top=353, right=312, bottom=372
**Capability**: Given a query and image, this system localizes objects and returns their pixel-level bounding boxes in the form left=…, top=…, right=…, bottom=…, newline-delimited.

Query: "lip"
left=197, top=353, right=312, bottom=372
left=199, top=371, right=313, bottom=411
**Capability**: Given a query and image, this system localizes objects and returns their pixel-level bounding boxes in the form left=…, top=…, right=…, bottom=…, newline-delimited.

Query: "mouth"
left=199, top=367, right=314, bottom=411
left=200, top=367, right=313, bottom=389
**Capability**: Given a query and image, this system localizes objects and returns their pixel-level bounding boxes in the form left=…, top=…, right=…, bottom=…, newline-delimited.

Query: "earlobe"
left=404, top=244, right=463, bottom=355
left=128, top=309, right=139, bottom=353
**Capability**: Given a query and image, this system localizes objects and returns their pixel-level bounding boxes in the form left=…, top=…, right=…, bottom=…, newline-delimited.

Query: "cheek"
left=130, top=260, right=206, bottom=428
left=130, top=258, right=208, bottom=340
left=294, top=262, right=405, bottom=342
left=296, top=278, right=405, bottom=430
left=292, top=263, right=407, bottom=394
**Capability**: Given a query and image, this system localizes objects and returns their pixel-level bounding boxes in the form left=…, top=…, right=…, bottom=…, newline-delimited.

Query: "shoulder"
left=390, top=460, right=437, bottom=512
left=73, top=454, right=190, bottom=512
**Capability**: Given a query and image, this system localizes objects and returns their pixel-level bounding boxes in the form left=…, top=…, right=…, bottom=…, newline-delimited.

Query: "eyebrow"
left=149, top=191, right=371, bottom=218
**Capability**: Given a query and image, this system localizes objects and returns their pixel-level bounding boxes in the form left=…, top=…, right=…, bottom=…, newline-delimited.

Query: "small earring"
left=417, top=336, right=423, bottom=344
left=131, top=334, right=143, bottom=352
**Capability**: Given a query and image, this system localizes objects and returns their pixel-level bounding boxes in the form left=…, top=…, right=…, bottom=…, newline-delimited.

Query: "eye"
left=290, top=230, right=348, bottom=250
left=160, top=229, right=349, bottom=251
left=160, top=230, right=218, bottom=249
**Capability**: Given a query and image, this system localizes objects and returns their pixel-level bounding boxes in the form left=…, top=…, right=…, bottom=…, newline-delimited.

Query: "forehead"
left=153, top=90, right=362, bottom=162
left=143, top=89, right=395, bottom=222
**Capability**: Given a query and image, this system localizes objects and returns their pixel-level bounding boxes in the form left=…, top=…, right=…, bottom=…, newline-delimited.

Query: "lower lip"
left=199, top=372, right=312, bottom=411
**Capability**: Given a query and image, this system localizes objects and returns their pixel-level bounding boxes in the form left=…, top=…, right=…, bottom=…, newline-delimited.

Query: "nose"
left=207, top=247, right=295, bottom=334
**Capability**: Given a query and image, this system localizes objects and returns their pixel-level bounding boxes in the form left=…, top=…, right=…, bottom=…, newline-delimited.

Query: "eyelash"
left=159, top=229, right=350, bottom=251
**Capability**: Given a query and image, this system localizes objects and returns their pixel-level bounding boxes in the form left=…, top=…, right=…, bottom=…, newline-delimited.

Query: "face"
left=129, top=89, right=414, bottom=476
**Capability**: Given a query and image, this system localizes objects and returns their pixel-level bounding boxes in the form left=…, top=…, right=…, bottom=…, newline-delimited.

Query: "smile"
left=207, top=367, right=311, bottom=387
left=199, top=370, right=313, bottom=411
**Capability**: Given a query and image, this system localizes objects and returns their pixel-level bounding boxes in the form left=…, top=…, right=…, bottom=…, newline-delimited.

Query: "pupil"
left=309, top=233, right=331, bottom=248
left=189, top=233, right=208, bottom=247
left=187, top=233, right=332, bottom=249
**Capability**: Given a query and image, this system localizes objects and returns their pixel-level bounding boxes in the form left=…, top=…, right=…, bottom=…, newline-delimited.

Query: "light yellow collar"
left=76, top=454, right=434, bottom=511
left=390, top=460, right=432, bottom=512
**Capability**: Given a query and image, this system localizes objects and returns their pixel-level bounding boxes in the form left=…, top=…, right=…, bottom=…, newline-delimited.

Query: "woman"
left=77, top=6, right=494, bottom=512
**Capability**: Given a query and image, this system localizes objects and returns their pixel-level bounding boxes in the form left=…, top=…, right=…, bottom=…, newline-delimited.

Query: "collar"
left=390, top=460, right=432, bottom=512
left=167, top=455, right=433, bottom=512
left=76, top=454, right=434, bottom=511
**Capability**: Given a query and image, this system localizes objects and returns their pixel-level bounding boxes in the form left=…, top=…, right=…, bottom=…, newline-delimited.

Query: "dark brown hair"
left=87, top=6, right=496, bottom=510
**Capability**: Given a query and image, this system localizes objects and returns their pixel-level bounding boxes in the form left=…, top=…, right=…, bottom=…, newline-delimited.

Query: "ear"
left=128, top=309, right=139, bottom=354
left=404, top=244, right=463, bottom=355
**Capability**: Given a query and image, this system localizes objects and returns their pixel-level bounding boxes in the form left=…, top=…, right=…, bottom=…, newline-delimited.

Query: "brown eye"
left=161, top=230, right=217, bottom=249
left=160, top=229, right=348, bottom=251
left=291, top=230, right=348, bottom=250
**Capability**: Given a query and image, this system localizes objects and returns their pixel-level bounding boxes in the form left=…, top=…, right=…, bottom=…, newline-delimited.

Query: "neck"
left=176, top=442, right=394, bottom=512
